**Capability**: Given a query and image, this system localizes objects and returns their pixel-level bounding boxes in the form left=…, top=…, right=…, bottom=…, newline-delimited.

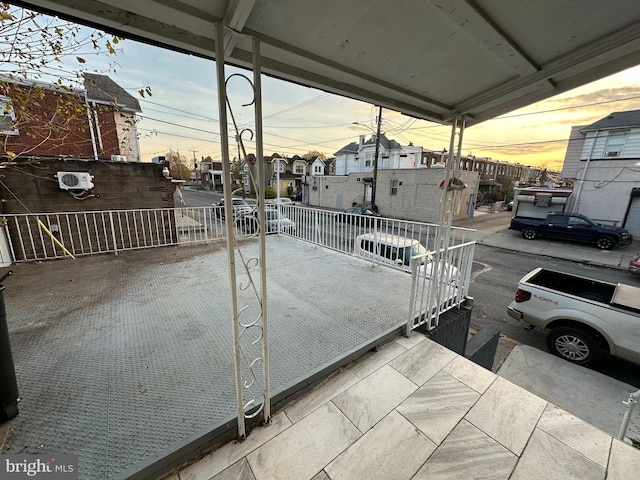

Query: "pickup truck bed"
left=526, top=269, right=640, bottom=312
left=527, top=269, right=615, bottom=304
left=508, top=268, right=640, bottom=366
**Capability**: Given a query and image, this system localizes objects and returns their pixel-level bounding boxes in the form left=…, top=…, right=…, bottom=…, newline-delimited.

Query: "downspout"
left=84, top=92, right=98, bottom=160
left=572, top=131, right=597, bottom=213
left=92, top=102, right=104, bottom=152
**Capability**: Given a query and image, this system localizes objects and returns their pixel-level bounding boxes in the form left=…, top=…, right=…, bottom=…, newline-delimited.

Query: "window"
left=314, top=165, right=323, bottom=174
left=604, top=130, right=628, bottom=157
left=274, top=162, right=285, bottom=173
left=361, top=239, right=374, bottom=253
left=295, top=165, right=304, bottom=174
left=364, top=153, right=374, bottom=167
left=390, top=179, right=399, bottom=196
left=568, top=216, right=590, bottom=227
left=0, top=96, right=18, bottom=135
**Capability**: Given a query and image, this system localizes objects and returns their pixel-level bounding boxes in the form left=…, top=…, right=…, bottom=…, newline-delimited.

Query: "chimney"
left=359, top=135, right=365, bottom=146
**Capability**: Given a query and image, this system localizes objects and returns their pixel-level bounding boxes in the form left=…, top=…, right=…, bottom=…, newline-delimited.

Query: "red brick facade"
left=0, top=159, right=176, bottom=260
left=1, top=82, right=122, bottom=160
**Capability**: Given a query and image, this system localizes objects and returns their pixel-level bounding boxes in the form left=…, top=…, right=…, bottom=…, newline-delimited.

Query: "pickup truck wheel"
left=546, top=327, right=602, bottom=366
left=522, top=227, right=538, bottom=240
left=595, top=235, right=615, bottom=250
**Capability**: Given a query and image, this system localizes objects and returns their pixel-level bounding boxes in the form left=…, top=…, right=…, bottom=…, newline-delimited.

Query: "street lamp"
left=352, top=105, right=382, bottom=211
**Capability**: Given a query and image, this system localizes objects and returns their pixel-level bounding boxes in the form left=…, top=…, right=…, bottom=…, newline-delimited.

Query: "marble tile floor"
left=165, top=333, right=640, bottom=480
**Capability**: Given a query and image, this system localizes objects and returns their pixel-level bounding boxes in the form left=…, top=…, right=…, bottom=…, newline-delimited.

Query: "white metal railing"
left=2, top=204, right=476, bottom=330
left=406, top=241, right=475, bottom=333
left=279, top=205, right=476, bottom=330
left=2, top=207, right=227, bottom=261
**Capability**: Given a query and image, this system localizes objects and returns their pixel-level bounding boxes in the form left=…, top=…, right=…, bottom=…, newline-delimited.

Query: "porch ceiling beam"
left=430, top=0, right=544, bottom=79
left=229, top=46, right=453, bottom=124
left=455, top=18, right=640, bottom=116
left=222, top=0, right=256, bottom=57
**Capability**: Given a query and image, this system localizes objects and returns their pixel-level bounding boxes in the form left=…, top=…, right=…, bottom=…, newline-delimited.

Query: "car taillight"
left=515, top=288, right=531, bottom=303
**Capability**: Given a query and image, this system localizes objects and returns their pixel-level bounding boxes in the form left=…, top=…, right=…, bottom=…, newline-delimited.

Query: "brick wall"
left=0, top=159, right=173, bottom=213
left=0, top=159, right=175, bottom=260
left=2, top=83, right=122, bottom=160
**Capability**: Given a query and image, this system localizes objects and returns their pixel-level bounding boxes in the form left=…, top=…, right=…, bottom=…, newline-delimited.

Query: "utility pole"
left=371, top=105, right=382, bottom=212
left=191, top=150, right=198, bottom=185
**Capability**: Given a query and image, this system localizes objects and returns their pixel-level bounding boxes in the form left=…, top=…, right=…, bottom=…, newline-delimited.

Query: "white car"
left=353, top=232, right=458, bottom=281
left=263, top=209, right=296, bottom=234
left=213, top=198, right=253, bottom=219
left=269, top=197, right=294, bottom=206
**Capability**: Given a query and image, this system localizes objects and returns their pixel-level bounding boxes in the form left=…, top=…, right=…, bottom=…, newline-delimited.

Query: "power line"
left=135, top=83, right=640, bottom=160
left=262, top=93, right=330, bottom=120
left=497, top=93, right=640, bottom=119
left=139, top=98, right=220, bottom=122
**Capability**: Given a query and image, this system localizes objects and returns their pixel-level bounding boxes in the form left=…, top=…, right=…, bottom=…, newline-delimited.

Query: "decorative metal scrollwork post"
left=215, top=23, right=270, bottom=440
left=430, top=115, right=466, bottom=330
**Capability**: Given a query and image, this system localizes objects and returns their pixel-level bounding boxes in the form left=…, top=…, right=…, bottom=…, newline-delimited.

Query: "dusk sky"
left=19, top=6, right=640, bottom=172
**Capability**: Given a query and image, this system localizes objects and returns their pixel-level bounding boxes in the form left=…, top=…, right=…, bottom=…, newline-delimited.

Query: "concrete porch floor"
left=0, top=236, right=417, bottom=478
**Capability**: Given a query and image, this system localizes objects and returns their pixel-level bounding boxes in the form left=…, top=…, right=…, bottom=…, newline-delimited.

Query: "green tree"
left=263, top=187, right=276, bottom=199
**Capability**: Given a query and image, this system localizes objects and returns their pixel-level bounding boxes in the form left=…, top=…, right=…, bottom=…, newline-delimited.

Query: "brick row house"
left=0, top=74, right=174, bottom=261
left=1, top=73, right=142, bottom=162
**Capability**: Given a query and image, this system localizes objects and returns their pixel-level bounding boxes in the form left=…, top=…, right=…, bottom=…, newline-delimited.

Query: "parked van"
left=354, top=233, right=462, bottom=318
left=354, top=232, right=461, bottom=281
left=354, top=232, right=460, bottom=282
left=354, top=233, right=429, bottom=270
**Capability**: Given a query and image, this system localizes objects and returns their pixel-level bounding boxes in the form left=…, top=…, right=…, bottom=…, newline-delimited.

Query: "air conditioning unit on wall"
left=56, top=171, right=95, bottom=190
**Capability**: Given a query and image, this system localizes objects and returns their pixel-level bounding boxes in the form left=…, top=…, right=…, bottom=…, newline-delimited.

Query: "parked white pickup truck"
left=507, top=268, right=640, bottom=366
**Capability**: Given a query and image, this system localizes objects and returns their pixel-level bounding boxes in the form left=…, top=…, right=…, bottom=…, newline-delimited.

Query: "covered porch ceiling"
left=14, top=0, right=640, bottom=126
